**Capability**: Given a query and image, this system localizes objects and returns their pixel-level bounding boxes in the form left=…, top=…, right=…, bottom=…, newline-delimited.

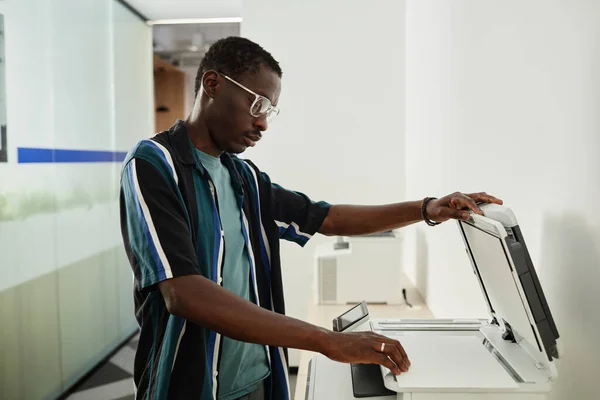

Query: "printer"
left=306, top=204, right=560, bottom=400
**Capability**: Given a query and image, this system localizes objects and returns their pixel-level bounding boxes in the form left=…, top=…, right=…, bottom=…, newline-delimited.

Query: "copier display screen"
left=339, top=303, right=367, bottom=331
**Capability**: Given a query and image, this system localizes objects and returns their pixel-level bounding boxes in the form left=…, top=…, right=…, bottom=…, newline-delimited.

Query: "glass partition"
left=0, top=1, right=153, bottom=398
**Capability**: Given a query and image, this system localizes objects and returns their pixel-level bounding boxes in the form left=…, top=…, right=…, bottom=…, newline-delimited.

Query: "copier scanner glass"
left=461, top=223, right=540, bottom=351
left=458, top=204, right=559, bottom=363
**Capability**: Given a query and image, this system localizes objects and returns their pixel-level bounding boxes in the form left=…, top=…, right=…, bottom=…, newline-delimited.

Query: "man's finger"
left=372, top=341, right=406, bottom=372
left=382, top=338, right=410, bottom=369
left=452, top=194, right=483, bottom=215
left=377, top=354, right=401, bottom=375
left=440, top=206, right=471, bottom=221
left=393, top=340, right=410, bottom=368
left=384, top=342, right=408, bottom=372
left=468, top=192, right=503, bottom=205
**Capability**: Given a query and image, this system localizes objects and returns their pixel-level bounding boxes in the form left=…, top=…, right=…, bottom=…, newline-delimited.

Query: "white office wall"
left=404, top=1, right=600, bottom=399
left=242, top=0, right=406, bottom=366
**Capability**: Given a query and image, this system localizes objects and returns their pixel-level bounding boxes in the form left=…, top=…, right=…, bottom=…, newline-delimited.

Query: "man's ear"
left=202, top=70, right=220, bottom=98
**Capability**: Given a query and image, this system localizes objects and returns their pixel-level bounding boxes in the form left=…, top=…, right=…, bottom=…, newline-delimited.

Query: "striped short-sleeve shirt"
left=119, top=120, right=331, bottom=400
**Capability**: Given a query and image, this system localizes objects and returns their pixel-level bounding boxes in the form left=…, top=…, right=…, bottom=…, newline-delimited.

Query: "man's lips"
left=244, top=134, right=261, bottom=147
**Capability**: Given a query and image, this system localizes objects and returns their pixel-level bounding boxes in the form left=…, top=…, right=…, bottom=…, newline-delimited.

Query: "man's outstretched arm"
left=159, top=274, right=410, bottom=375
left=319, top=192, right=503, bottom=236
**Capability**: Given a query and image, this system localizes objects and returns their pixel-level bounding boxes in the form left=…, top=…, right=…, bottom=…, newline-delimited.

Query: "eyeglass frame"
left=219, top=73, right=280, bottom=121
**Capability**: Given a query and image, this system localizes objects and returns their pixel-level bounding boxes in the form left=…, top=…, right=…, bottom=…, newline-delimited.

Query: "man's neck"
left=184, top=111, right=223, bottom=158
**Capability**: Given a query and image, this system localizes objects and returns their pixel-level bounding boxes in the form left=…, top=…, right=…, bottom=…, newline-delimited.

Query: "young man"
left=120, top=37, right=502, bottom=400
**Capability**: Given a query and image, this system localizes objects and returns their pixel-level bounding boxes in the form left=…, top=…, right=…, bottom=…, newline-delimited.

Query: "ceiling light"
left=148, top=17, right=242, bottom=26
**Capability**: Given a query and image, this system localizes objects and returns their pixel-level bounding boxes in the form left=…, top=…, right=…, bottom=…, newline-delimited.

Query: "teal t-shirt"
left=195, top=149, right=270, bottom=400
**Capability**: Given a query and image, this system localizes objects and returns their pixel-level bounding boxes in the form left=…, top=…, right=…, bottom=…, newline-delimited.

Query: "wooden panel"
left=154, top=56, right=186, bottom=132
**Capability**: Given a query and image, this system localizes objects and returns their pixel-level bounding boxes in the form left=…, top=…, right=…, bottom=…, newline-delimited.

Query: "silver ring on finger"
left=380, top=343, right=385, bottom=352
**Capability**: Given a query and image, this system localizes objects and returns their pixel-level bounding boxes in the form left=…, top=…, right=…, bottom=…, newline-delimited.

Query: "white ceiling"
left=124, top=0, right=242, bottom=21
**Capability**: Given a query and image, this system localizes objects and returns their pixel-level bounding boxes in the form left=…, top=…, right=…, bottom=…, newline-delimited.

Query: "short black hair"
left=195, top=36, right=282, bottom=97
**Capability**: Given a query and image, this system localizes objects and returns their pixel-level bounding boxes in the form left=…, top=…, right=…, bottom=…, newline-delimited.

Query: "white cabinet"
left=314, top=234, right=410, bottom=305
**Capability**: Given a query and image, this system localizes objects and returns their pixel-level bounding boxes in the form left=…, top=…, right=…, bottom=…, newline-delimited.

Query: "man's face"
left=204, top=65, right=281, bottom=154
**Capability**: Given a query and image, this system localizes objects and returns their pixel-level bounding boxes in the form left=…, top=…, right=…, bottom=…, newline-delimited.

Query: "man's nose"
left=253, top=114, right=268, bottom=132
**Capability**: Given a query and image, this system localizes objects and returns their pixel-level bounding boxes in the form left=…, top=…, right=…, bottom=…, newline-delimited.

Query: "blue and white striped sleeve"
left=270, top=182, right=331, bottom=247
left=120, top=156, right=199, bottom=291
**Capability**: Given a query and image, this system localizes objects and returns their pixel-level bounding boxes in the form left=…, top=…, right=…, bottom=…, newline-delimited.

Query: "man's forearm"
left=319, top=201, right=423, bottom=236
left=160, top=275, right=331, bottom=352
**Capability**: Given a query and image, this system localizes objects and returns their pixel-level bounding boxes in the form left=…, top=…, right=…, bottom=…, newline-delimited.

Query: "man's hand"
left=426, top=192, right=503, bottom=223
left=321, top=331, right=410, bottom=375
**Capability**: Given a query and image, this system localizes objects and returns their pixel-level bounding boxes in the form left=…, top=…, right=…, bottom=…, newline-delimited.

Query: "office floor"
left=66, top=335, right=138, bottom=400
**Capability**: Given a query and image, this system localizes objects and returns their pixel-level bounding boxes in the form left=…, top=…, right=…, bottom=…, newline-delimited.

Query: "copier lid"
left=457, top=204, right=559, bottom=364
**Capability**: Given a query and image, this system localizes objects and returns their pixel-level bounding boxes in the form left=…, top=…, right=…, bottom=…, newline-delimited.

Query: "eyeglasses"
left=221, top=73, right=280, bottom=122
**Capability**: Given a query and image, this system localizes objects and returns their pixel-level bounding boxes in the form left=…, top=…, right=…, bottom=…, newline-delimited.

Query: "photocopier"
left=306, top=204, right=560, bottom=400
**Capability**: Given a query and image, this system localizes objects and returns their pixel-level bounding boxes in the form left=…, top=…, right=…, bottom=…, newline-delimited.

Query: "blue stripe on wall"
left=18, top=147, right=128, bottom=163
